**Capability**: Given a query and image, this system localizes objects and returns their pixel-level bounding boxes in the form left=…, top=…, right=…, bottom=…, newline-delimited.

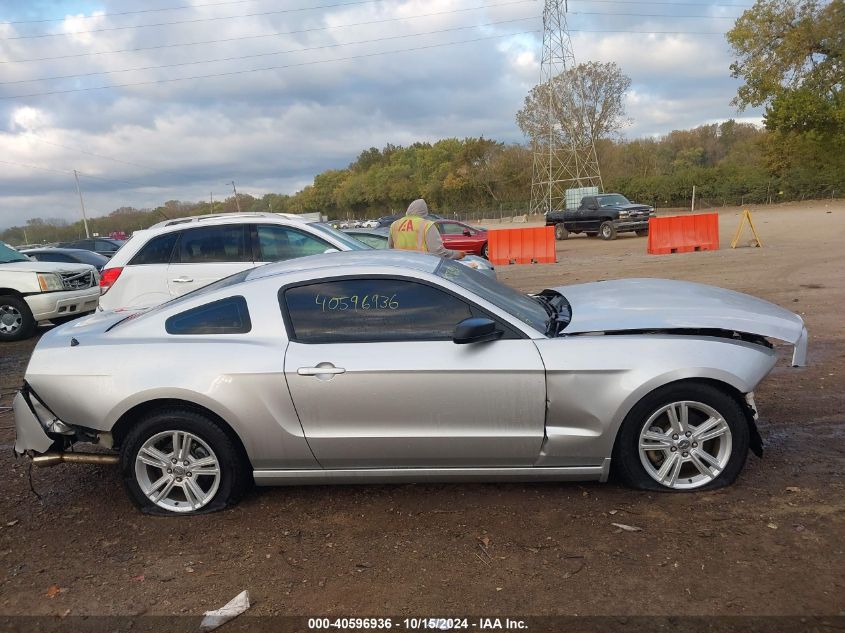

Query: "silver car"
left=14, top=251, right=808, bottom=515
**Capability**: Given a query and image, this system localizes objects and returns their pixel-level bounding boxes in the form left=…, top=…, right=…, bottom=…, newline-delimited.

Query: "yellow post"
left=731, top=209, right=763, bottom=249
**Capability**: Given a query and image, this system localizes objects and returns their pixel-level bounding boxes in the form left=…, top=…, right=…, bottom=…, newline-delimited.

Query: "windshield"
left=0, top=242, right=29, bottom=264
left=597, top=194, right=631, bottom=207
left=308, top=223, right=371, bottom=251
left=434, top=259, right=548, bottom=333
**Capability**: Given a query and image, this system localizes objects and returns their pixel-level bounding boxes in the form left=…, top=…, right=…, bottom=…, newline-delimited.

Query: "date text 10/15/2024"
left=307, top=617, right=528, bottom=630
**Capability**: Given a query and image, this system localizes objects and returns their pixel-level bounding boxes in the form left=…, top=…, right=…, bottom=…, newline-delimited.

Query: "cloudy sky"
left=0, top=0, right=761, bottom=229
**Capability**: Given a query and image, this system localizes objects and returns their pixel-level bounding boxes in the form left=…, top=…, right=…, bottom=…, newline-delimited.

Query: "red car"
left=435, top=220, right=489, bottom=259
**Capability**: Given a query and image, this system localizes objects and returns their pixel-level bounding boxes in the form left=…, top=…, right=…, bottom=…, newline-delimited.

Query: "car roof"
left=343, top=227, right=389, bottom=235
left=246, top=249, right=440, bottom=282
left=22, top=247, right=104, bottom=255
left=148, top=211, right=306, bottom=230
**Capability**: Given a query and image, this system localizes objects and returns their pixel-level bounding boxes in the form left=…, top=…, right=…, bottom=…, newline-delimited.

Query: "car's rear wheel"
left=554, top=224, right=569, bottom=240
left=635, top=229, right=649, bottom=237
left=121, top=408, right=251, bottom=515
left=599, top=221, right=617, bottom=240
left=613, top=382, right=749, bottom=491
left=0, top=295, right=36, bottom=342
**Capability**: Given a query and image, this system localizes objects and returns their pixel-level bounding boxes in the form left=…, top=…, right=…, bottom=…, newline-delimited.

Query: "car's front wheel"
left=613, top=382, right=749, bottom=491
left=121, top=408, right=251, bottom=515
left=481, top=242, right=489, bottom=259
left=0, top=295, right=36, bottom=342
left=635, top=229, right=649, bottom=237
left=554, top=224, right=569, bottom=240
left=599, top=221, right=617, bottom=240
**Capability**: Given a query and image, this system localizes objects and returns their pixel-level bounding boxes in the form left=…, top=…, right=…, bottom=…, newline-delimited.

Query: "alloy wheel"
left=0, top=304, right=22, bottom=335
left=134, top=430, right=221, bottom=512
left=638, top=400, right=733, bottom=490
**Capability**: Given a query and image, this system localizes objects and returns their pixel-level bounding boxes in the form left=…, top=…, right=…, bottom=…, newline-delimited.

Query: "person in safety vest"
left=387, top=199, right=465, bottom=260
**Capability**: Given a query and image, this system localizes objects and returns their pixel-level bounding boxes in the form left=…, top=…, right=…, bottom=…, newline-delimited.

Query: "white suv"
left=98, top=212, right=369, bottom=310
left=0, top=242, right=100, bottom=341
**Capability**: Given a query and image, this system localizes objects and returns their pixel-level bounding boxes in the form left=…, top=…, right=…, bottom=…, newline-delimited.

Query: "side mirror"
left=462, top=229, right=472, bottom=236
left=453, top=317, right=503, bottom=345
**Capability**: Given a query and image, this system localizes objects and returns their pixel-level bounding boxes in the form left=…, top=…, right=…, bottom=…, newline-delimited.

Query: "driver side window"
left=438, top=222, right=469, bottom=235
left=282, top=278, right=473, bottom=343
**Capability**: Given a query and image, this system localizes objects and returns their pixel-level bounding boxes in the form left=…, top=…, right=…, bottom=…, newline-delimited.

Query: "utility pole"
left=73, top=169, right=91, bottom=238
left=230, top=181, right=242, bottom=213
left=529, top=0, right=603, bottom=216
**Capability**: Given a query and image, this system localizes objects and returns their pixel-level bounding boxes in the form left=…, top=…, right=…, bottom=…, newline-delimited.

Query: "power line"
left=0, top=158, right=140, bottom=186
left=0, top=30, right=539, bottom=100
left=2, top=0, right=261, bottom=25
left=573, top=0, right=751, bottom=6
left=20, top=133, right=160, bottom=172
left=2, top=17, right=536, bottom=85
left=570, top=11, right=740, bottom=19
left=1, top=0, right=535, bottom=63
left=2, top=0, right=509, bottom=41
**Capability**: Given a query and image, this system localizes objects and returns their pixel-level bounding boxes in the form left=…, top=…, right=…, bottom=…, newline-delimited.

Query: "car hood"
left=551, top=278, right=808, bottom=366
left=0, top=260, right=94, bottom=274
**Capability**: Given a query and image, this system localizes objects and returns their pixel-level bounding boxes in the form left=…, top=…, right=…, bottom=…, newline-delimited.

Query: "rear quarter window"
left=129, top=232, right=179, bottom=265
left=165, top=296, right=251, bottom=335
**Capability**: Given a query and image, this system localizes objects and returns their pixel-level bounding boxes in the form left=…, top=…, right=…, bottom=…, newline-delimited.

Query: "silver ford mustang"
left=14, top=251, right=808, bottom=515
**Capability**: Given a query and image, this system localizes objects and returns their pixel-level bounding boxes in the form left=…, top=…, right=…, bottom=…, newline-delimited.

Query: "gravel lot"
left=0, top=201, right=843, bottom=622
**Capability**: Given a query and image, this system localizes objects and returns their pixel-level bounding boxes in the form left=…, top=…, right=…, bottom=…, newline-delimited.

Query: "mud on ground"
left=0, top=201, right=842, bottom=620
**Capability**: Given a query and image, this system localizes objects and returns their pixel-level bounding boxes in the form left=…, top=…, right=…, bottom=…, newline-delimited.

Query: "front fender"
left=533, top=334, right=777, bottom=466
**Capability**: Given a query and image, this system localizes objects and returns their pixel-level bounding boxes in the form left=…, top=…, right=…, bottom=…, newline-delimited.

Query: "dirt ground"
left=0, top=200, right=843, bottom=624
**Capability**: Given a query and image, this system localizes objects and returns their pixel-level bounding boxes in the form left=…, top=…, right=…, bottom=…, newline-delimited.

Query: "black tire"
left=481, top=242, right=489, bottom=259
left=635, top=229, right=649, bottom=237
left=0, top=294, right=37, bottom=342
left=599, top=221, right=617, bottom=240
left=554, top=224, right=569, bottom=240
left=120, top=408, right=251, bottom=515
left=612, top=382, right=750, bottom=492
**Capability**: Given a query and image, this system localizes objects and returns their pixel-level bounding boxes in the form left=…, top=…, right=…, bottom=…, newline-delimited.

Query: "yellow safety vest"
left=389, top=216, right=434, bottom=252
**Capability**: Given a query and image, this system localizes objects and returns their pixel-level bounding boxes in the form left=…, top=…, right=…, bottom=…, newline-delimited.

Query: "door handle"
left=298, top=364, right=346, bottom=377
left=172, top=277, right=194, bottom=283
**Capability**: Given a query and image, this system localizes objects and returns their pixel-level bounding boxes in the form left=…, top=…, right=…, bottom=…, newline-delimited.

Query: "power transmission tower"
left=529, top=0, right=603, bottom=216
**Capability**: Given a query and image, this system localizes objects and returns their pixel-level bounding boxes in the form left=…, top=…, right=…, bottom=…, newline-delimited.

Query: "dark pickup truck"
left=545, top=193, right=655, bottom=240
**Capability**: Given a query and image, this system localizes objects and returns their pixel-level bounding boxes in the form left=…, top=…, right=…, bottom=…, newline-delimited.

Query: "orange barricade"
left=487, top=226, right=557, bottom=265
left=647, top=213, right=720, bottom=255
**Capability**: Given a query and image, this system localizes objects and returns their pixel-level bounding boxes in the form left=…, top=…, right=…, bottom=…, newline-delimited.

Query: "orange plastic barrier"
left=487, top=226, right=557, bottom=265
left=647, top=213, right=720, bottom=255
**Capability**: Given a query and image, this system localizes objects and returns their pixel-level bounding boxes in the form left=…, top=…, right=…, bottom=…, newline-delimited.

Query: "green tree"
left=516, top=61, right=631, bottom=146
left=727, top=0, right=843, bottom=110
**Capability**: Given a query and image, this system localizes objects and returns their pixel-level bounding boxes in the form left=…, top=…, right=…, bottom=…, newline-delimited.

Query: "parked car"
left=342, top=227, right=496, bottom=278
left=545, top=193, right=655, bottom=241
left=14, top=250, right=807, bottom=514
left=58, top=237, right=126, bottom=258
left=98, top=212, right=369, bottom=310
left=434, top=220, right=489, bottom=259
left=0, top=242, right=100, bottom=341
left=22, top=247, right=110, bottom=272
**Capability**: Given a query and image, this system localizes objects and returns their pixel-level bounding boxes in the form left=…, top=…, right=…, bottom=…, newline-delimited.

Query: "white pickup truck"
left=0, top=242, right=100, bottom=342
